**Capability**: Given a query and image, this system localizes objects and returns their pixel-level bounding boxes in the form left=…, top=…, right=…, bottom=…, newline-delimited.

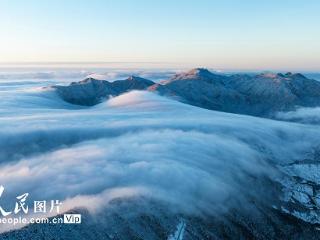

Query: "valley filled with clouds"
left=0, top=69, right=320, bottom=238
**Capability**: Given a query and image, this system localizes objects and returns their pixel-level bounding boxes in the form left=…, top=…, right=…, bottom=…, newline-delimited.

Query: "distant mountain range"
left=52, top=68, right=320, bottom=117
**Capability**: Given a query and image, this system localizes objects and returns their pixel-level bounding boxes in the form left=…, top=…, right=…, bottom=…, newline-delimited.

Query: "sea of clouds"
left=0, top=69, right=320, bottom=232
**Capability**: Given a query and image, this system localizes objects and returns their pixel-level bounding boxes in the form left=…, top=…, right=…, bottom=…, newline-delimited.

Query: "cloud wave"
left=0, top=76, right=320, bottom=232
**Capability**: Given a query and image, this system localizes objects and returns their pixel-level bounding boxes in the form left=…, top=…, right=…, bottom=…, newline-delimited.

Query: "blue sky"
left=0, top=0, right=319, bottom=71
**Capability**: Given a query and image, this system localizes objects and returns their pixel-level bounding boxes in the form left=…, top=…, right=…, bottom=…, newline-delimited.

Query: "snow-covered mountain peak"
left=127, top=75, right=147, bottom=81
left=257, top=72, right=307, bottom=80
left=125, top=75, right=155, bottom=85
left=170, top=68, right=218, bottom=81
left=71, top=77, right=107, bottom=86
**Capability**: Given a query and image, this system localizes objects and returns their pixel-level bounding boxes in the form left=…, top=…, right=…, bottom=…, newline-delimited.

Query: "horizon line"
left=0, top=62, right=319, bottom=73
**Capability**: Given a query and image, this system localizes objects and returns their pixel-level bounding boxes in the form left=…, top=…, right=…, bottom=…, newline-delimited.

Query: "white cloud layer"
left=276, top=107, right=320, bottom=124
left=0, top=73, right=320, bottom=232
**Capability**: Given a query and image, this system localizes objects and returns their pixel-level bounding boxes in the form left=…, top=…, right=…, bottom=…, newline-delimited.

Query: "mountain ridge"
left=51, top=68, right=320, bottom=117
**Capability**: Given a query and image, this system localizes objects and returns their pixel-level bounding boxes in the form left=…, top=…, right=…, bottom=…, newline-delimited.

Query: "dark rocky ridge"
left=52, top=68, right=320, bottom=117
left=53, top=76, right=154, bottom=106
